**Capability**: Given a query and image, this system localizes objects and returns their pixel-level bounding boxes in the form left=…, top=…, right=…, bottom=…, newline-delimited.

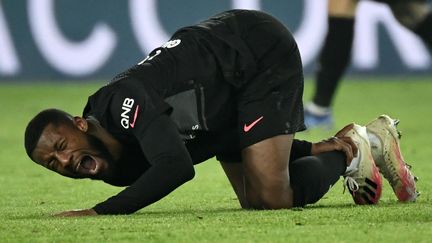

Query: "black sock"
left=313, top=17, right=355, bottom=107
left=414, top=13, right=432, bottom=49
left=290, top=151, right=346, bottom=207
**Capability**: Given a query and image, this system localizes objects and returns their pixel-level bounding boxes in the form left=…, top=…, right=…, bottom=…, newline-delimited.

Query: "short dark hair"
left=24, top=109, right=73, bottom=160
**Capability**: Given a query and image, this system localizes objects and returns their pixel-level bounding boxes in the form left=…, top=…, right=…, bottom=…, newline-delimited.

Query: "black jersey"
left=83, top=10, right=308, bottom=214
left=83, top=11, right=262, bottom=141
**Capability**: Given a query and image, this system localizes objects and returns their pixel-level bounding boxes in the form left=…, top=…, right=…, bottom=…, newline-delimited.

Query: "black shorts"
left=186, top=10, right=306, bottom=163
left=186, top=130, right=241, bottom=164
left=220, top=10, right=306, bottom=149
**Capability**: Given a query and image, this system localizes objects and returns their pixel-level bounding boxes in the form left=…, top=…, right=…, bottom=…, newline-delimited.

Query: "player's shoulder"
left=105, top=77, right=143, bottom=114
left=108, top=76, right=171, bottom=130
left=82, top=75, right=137, bottom=115
left=89, top=79, right=143, bottom=132
left=82, top=85, right=116, bottom=128
left=108, top=76, right=152, bottom=107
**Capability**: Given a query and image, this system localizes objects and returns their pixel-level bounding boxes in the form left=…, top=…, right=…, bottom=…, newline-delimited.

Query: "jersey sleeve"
left=93, top=82, right=195, bottom=214
left=108, top=78, right=171, bottom=134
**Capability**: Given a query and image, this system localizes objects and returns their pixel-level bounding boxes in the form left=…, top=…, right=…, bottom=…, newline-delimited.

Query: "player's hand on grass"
left=54, top=208, right=98, bottom=217
left=311, top=123, right=358, bottom=165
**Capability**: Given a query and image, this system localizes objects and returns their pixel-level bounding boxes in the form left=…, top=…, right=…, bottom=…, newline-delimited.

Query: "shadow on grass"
left=8, top=199, right=423, bottom=221
left=7, top=207, right=243, bottom=221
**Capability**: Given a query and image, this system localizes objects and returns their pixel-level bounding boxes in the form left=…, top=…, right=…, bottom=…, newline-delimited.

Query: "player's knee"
left=248, top=175, right=294, bottom=209
left=241, top=199, right=263, bottom=210
left=257, top=187, right=294, bottom=209
left=389, top=1, right=430, bottom=30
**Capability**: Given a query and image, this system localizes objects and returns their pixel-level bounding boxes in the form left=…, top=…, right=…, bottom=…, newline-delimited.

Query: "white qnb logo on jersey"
left=120, top=98, right=135, bottom=129
left=162, top=39, right=181, bottom=48
left=138, top=39, right=181, bottom=65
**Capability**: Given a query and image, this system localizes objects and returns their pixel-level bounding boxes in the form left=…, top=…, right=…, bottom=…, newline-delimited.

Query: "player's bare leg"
left=223, top=125, right=375, bottom=209
left=328, top=0, right=358, bottom=17
left=241, top=134, right=294, bottom=209
left=220, top=162, right=262, bottom=209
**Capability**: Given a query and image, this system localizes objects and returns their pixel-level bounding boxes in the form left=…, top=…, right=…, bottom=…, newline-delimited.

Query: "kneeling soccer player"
left=24, top=10, right=418, bottom=216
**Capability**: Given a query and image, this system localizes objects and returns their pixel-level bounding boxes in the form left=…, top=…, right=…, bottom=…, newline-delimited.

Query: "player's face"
left=32, top=122, right=115, bottom=180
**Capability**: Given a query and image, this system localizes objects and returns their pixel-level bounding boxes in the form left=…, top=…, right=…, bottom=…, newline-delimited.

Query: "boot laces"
left=343, top=176, right=359, bottom=194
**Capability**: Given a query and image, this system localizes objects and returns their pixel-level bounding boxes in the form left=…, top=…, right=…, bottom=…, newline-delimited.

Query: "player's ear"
left=73, top=116, right=88, bottom=132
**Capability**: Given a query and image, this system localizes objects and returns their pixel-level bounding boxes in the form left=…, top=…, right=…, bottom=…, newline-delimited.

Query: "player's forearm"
left=93, top=157, right=195, bottom=215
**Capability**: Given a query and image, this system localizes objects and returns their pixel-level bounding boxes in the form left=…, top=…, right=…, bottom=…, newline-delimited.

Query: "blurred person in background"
left=304, top=0, right=432, bottom=129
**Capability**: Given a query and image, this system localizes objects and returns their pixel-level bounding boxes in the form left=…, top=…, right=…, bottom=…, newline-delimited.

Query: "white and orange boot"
left=344, top=124, right=383, bottom=205
left=366, top=115, right=419, bottom=202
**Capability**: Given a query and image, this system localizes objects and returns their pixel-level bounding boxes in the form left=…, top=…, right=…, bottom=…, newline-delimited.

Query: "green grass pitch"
left=1, top=77, right=432, bottom=242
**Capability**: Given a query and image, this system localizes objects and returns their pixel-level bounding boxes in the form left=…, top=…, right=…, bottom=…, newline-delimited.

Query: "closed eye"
left=60, top=140, right=67, bottom=151
left=56, top=139, right=66, bottom=151
left=47, top=159, right=55, bottom=169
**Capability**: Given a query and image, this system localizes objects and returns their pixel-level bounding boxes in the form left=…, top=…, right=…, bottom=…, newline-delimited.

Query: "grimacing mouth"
left=76, top=155, right=98, bottom=174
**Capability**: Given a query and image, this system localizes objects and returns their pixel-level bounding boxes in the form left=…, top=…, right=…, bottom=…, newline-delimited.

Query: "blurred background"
left=1, top=0, right=431, bottom=82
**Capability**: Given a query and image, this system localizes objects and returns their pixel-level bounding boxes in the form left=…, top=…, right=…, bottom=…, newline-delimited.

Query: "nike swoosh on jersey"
left=130, top=105, right=140, bottom=128
left=243, top=116, right=264, bottom=132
